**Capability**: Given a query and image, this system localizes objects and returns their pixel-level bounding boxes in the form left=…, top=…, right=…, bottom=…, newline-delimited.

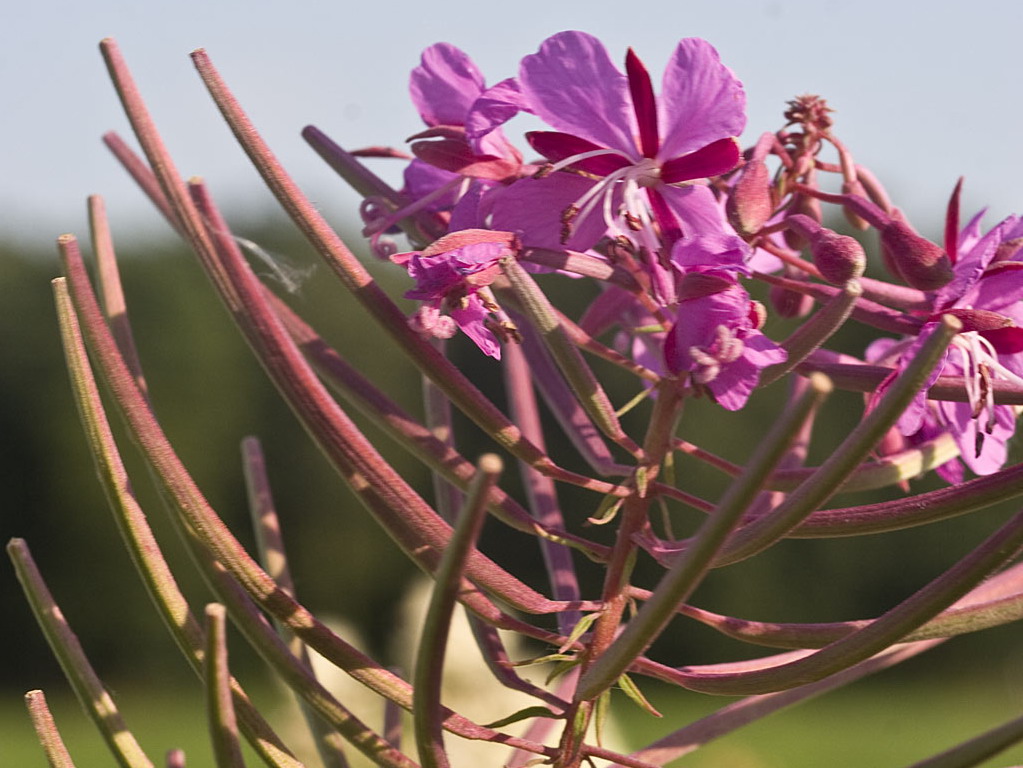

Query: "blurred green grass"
left=5, top=674, right=1023, bottom=767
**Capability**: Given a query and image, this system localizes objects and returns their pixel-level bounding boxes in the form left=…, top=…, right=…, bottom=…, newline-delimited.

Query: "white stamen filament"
left=546, top=146, right=634, bottom=176
left=949, top=331, right=1023, bottom=436
left=554, top=151, right=669, bottom=266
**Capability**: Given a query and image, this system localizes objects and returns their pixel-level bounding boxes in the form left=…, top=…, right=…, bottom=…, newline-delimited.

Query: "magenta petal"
left=982, top=326, right=1023, bottom=354
left=527, top=131, right=632, bottom=175
left=410, top=43, right=486, bottom=127
left=658, top=38, right=746, bottom=160
left=451, top=296, right=502, bottom=359
left=488, top=174, right=614, bottom=252
left=661, top=137, right=741, bottom=183
left=518, top=31, right=637, bottom=156
left=466, top=78, right=529, bottom=156
left=710, top=335, right=786, bottom=410
left=656, top=184, right=731, bottom=238
left=625, top=48, right=659, bottom=158
left=403, top=159, right=459, bottom=211
left=941, top=399, right=1014, bottom=475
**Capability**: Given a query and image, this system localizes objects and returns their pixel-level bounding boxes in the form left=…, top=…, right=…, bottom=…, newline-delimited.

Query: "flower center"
left=632, top=157, right=662, bottom=188
left=950, top=331, right=1023, bottom=454
left=688, top=324, right=745, bottom=384
left=554, top=149, right=665, bottom=252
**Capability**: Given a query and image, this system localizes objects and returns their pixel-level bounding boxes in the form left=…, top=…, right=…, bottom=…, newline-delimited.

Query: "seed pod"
left=880, top=219, right=953, bottom=291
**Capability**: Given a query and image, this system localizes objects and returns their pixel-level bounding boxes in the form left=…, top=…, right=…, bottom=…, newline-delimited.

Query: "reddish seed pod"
left=785, top=214, right=866, bottom=285
left=726, top=159, right=773, bottom=237
left=841, top=178, right=871, bottom=231
left=880, top=219, right=953, bottom=291
left=769, top=283, right=814, bottom=318
left=783, top=191, right=822, bottom=250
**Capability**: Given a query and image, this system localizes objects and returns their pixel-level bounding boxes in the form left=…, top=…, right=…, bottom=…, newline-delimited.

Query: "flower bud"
left=769, top=283, right=813, bottom=318
left=726, top=159, right=773, bottom=237
left=678, top=271, right=734, bottom=300
left=880, top=219, right=953, bottom=291
left=783, top=190, right=822, bottom=250
left=785, top=214, right=866, bottom=285
left=840, top=178, right=871, bottom=231
left=812, top=230, right=866, bottom=284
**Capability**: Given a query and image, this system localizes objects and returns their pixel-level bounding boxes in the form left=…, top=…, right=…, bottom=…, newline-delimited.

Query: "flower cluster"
left=386, top=30, right=785, bottom=411
left=382, top=30, right=1023, bottom=464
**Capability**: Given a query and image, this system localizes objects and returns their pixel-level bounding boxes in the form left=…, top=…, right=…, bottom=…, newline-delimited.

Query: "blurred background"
left=5, top=1, right=1023, bottom=765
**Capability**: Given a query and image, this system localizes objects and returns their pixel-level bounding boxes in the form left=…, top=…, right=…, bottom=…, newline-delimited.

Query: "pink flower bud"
left=783, top=191, right=822, bottom=250
left=880, top=219, right=953, bottom=291
left=813, top=230, right=866, bottom=284
left=840, top=178, right=871, bottom=231
left=930, top=308, right=1013, bottom=333
left=726, top=159, right=773, bottom=237
left=678, top=271, right=734, bottom=300
left=769, top=283, right=813, bottom=318
left=785, top=214, right=866, bottom=285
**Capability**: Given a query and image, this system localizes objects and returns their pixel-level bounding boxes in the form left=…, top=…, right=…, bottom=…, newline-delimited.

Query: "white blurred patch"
left=274, top=576, right=624, bottom=767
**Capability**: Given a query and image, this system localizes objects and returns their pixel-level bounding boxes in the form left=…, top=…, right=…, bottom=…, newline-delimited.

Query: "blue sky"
left=6, top=0, right=1023, bottom=247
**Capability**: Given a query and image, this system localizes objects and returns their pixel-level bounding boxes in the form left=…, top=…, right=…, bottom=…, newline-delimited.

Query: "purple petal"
left=671, top=232, right=751, bottom=275
left=488, top=174, right=614, bottom=252
left=657, top=38, right=746, bottom=160
left=888, top=328, right=948, bottom=436
left=935, top=214, right=1010, bottom=308
left=451, top=296, right=502, bottom=359
left=963, top=262, right=1023, bottom=315
left=940, top=399, right=1015, bottom=475
left=466, top=78, right=530, bottom=156
left=403, top=159, right=460, bottom=211
left=655, top=184, right=732, bottom=238
left=518, top=31, right=637, bottom=156
left=410, top=43, right=486, bottom=127
left=710, top=335, right=786, bottom=411
left=448, top=180, right=488, bottom=231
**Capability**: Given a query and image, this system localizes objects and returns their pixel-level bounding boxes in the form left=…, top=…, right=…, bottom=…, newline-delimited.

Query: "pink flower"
left=489, top=31, right=745, bottom=263
left=664, top=274, right=786, bottom=410
left=867, top=208, right=1023, bottom=477
left=403, top=44, right=524, bottom=213
left=394, top=230, right=518, bottom=359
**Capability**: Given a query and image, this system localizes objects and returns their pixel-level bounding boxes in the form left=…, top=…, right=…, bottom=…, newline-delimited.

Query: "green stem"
left=8, top=540, right=154, bottom=768
left=413, top=456, right=501, bottom=768
left=714, top=315, right=960, bottom=566
left=576, top=373, right=832, bottom=701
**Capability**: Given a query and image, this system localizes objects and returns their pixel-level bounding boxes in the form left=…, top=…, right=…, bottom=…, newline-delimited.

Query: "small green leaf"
left=618, top=674, right=663, bottom=718
left=635, top=466, right=649, bottom=498
left=545, top=657, right=583, bottom=685
left=559, top=612, right=601, bottom=653
left=510, top=652, right=576, bottom=668
left=594, top=688, right=612, bottom=747
left=588, top=496, right=623, bottom=525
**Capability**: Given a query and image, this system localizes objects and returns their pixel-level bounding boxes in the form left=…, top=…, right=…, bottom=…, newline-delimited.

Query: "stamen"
left=362, top=175, right=465, bottom=238
left=547, top=147, right=634, bottom=176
